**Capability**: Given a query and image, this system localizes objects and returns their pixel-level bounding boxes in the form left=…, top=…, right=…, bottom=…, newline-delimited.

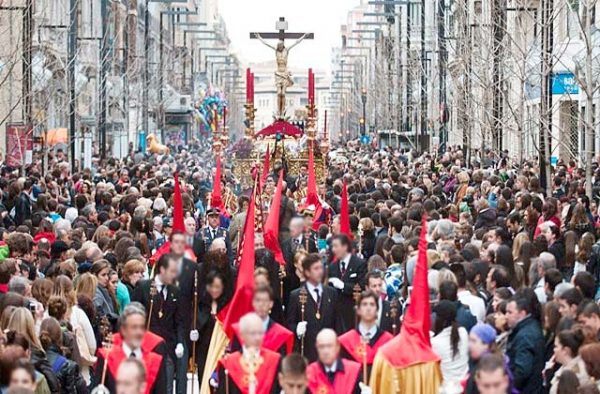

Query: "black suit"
left=282, top=235, right=318, bottom=308
left=176, top=257, right=201, bottom=344
left=131, top=279, right=181, bottom=358
left=192, top=226, right=233, bottom=263
left=287, top=283, right=338, bottom=363
left=172, top=257, right=201, bottom=394
left=379, top=299, right=402, bottom=334
left=327, top=255, right=367, bottom=333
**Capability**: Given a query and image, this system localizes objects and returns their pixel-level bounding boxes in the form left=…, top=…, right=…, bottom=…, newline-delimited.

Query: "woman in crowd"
left=89, top=260, right=117, bottom=322
left=549, top=327, right=590, bottom=393
left=39, top=317, right=87, bottom=394
left=431, top=300, right=469, bottom=394
left=120, top=259, right=146, bottom=297
left=3, top=308, right=60, bottom=394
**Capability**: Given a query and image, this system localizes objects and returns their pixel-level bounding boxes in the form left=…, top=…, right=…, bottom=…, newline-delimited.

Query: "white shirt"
left=377, top=298, right=383, bottom=326
left=457, top=289, right=486, bottom=322
left=324, top=360, right=338, bottom=374
left=340, top=254, right=351, bottom=272
left=358, top=323, right=378, bottom=340
left=306, top=282, right=323, bottom=303
left=154, top=276, right=167, bottom=300
left=534, top=277, right=547, bottom=303
left=431, top=326, right=469, bottom=394
left=122, top=343, right=142, bottom=359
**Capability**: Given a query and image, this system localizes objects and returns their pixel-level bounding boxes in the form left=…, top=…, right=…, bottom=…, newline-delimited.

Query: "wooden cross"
left=249, top=17, right=314, bottom=41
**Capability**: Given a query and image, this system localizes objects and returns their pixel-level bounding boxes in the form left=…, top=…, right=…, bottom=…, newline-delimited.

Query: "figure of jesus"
left=254, top=33, right=309, bottom=118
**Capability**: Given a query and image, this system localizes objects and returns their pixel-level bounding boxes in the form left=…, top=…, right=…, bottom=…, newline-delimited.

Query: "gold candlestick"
left=299, top=286, right=308, bottom=357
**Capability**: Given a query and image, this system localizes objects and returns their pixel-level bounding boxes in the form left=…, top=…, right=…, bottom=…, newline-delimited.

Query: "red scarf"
left=219, top=349, right=280, bottom=394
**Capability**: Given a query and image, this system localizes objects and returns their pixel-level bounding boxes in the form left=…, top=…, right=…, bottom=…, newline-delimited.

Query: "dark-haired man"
left=475, top=353, right=512, bottom=394
left=231, top=285, right=294, bottom=355
left=505, top=290, right=544, bottom=393
left=132, top=253, right=180, bottom=394
left=278, top=354, right=308, bottom=394
left=365, top=271, right=401, bottom=333
left=338, top=291, right=392, bottom=381
left=328, top=234, right=367, bottom=333
left=287, top=253, right=338, bottom=362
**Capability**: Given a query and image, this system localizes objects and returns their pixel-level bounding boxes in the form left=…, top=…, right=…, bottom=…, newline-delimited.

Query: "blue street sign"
left=551, top=72, right=579, bottom=95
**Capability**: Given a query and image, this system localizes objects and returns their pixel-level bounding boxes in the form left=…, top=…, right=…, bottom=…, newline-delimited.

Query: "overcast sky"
left=219, top=0, right=362, bottom=73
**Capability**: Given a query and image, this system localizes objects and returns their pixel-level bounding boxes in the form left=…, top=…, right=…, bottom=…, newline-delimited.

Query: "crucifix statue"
left=251, top=17, right=314, bottom=118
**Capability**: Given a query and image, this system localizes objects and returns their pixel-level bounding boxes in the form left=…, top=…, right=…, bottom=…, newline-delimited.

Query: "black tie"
left=326, top=370, right=335, bottom=383
left=294, top=238, right=300, bottom=246
left=314, top=288, right=321, bottom=305
left=129, top=351, right=136, bottom=359
left=212, top=229, right=217, bottom=239
left=160, top=285, right=166, bottom=300
left=341, top=261, right=346, bottom=275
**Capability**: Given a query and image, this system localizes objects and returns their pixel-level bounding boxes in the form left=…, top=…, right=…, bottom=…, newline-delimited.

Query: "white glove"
left=175, top=343, right=184, bottom=358
left=329, top=277, right=344, bottom=290
left=296, top=321, right=307, bottom=338
left=359, top=382, right=372, bottom=394
left=190, top=329, right=199, bottom=342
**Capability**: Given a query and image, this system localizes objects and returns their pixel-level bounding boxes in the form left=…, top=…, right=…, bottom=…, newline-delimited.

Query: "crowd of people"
left=0, top=140, right=599, bottom=394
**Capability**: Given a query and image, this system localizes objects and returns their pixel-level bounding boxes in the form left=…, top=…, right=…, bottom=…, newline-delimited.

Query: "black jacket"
left=282, top=235, right=318, bottom=307
left=46, top=345, right=88, bottom=394
left=31, top=347, right=61, bottom=394
left=176, top=257, right=201, bottom=349
left=287, top=283, right=339, bottom=363
left=193, top=227, right=233, bottom=264
left=506, top=316, right=545, bottom=393
left=14, top=191, right=31, bottom=225
left=327, top=254, right=367, bottom=333
left=132, top=279, right=181, bottom=357
left=380, top=299, right=402, bottom=334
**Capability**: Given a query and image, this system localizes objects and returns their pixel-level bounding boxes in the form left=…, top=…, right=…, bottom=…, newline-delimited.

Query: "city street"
left=1, top=1, right=600, bottom=394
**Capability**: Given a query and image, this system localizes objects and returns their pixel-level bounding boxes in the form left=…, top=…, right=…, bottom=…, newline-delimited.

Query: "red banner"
left=5, top=124, right=33, bottom=167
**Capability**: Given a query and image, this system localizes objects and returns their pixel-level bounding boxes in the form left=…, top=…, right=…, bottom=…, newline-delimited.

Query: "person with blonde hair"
left=4, top=308, right=60, bottom=393
left=54, top=275, right=96, bottom=382
left=75, top=272, right=97, bottom=301
left=121, top=259, right=146, bottom=298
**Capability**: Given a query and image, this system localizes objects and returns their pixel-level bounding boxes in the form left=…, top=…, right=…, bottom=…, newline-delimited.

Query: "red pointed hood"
left=218, top=180, right=256, bottom=338
left=339, top=181, right=352, bottom=239
left=172, top=172, right=185, bottom=234
left=264, top=170, right=285, bottom=265
left=211, top=154, right=225, bottom=214
left=379, top=215, right=440, bottom=368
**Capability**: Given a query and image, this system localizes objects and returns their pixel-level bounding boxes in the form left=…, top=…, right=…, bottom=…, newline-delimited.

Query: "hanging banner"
left=5, top=124, right=33, bottom=167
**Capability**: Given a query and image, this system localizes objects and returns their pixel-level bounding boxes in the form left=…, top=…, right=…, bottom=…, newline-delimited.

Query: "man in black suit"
left=287, top=253, right=338, bottom=363
left=282, top=217, right=318, bottom=306
left=170, top=231, right=201, bottom=394
left=327, top=234, right=368, bottom=333
left=132, top=253, right=181, bottom=394
left=193, top=208, right=232, bottom=263
left=365, top=270, right=402, bottom=334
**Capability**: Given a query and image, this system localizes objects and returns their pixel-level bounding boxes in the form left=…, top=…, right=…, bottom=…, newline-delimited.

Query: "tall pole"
left=23, top=0, right=32, bottom=126
left=143, top=0, right=150, bottom=140
left=539, top=0, right=553, bottom=194
left=68, top=0, right=78, bottom=172
left=406, top=5, right=414, bottom=149
left=99, top=0, right=109, bottom=160
left=492, top=0, right=506, bottom=151
left=420, top=0, right=427, bottom=153
left=159, top=12, right=164, bottom=132
left=438, top=0, right=448, bottom=152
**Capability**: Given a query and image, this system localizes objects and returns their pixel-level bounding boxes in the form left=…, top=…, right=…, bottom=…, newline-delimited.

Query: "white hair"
left=54, top=218, right=71, bottom=234
left=239, top=312, right=263, bottom=334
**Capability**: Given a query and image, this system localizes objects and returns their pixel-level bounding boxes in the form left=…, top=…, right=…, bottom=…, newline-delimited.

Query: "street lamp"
left=360, top=88, right=367, bottom=136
